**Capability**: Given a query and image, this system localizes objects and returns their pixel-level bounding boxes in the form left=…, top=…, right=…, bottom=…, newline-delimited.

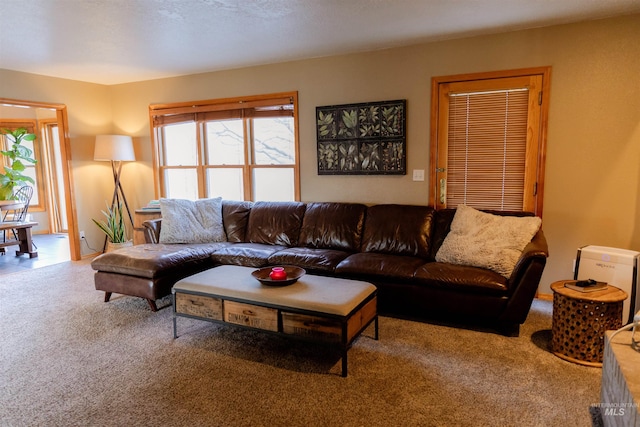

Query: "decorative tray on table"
left=251, top=266, right=306, bottom=286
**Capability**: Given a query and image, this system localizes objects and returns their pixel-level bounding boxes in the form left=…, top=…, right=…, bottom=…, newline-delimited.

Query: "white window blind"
left=446, top=88, right=528, bottom=211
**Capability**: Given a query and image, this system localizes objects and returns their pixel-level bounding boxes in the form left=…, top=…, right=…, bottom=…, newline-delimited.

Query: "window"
left=0, top=120, right=45, bottom=211
left=430, top=68, right=550, bottom=215
left=150, top=92, right=299, bottom=201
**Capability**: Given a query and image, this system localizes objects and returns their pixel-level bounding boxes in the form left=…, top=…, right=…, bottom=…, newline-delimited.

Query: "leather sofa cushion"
left=211, top=243, right=287, bottom=268
left=336, top=252, right=426, bottom=280
left=245, top=201, right=306, bottom=246
left=223, top=200, right=253, bottom=242
left=414, top=262, right=508, bottom=295
left=268, top=247, right=352, bottom=273
left=361, top=204, right=434, bottom=258
left=298, top=202, right=367, bottom=251
left=90, top=243, right=227, bottom=278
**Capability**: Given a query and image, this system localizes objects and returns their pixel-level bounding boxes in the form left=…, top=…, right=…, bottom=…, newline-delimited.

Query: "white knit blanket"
left=435, top=205, right=542, bottom=278
left=159, top=197, right=226, bottom=244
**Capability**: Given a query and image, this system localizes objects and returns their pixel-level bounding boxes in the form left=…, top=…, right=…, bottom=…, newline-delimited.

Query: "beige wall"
left=1, top=14, right=639, bottom=295
left=0, top=69, right=113, bottom=254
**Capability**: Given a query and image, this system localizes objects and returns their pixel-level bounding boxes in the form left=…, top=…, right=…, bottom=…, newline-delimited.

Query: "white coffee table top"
left=173, top=265, right=376, bottom=316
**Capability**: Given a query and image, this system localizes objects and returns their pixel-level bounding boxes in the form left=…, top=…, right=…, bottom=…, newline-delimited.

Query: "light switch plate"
left=412, top=169, right=425, bottom=181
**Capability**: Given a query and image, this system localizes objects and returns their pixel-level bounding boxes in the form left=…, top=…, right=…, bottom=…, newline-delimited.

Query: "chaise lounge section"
left=90, top=200, right=548, bottom=335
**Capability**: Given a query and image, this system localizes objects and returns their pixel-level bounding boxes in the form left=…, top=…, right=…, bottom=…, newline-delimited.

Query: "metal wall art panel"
left=316, top=99, right=406, bottom=175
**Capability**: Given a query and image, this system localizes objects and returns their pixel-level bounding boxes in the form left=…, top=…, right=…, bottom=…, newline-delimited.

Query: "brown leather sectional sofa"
left=90, top=201, right=548, bottom=336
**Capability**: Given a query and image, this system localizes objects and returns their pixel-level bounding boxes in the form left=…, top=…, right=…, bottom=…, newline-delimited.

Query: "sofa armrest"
left=500, top=229, right=549, bottom=324
left=142, top=218, right=162, bottom=244
left=509, top=229, right=549, bottom=285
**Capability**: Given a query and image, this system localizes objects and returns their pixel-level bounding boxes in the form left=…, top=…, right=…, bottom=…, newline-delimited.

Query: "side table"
left=133, top=209, right=161, bottom=245
left=550, top=281, right=627, bottom=367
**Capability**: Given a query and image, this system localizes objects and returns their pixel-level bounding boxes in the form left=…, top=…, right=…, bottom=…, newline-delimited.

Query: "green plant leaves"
left=316, top=100, right=406, bottom=175
left=14, top=145, right=35, bottom=161
left=338, top=109, right=357, bottom=137
left=0, top=127, right=38, bottom=199
left=92, top=202, right=127, bottom=243
left=381, top=105, right=401, bottom=136
left=317, top=111, right=336, bottom=138
left=10, top=160, right=25, bottom=172
left=317, top=103, right=404, bottom=141
left=317, top=142, right=338, bottom=170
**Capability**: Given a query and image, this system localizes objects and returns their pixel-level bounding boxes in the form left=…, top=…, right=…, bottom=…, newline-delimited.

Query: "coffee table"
left=172, top=265, right=378, bottom=377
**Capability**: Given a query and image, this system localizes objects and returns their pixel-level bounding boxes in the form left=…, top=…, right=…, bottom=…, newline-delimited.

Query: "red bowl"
left=251, top=266, right=306, bottom=286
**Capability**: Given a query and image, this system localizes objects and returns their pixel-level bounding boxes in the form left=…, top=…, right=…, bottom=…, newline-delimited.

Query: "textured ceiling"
left=1, top=0, right=639, bottom=85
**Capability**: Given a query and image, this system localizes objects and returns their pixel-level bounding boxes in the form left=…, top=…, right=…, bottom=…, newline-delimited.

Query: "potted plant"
left=0, top=128, right=37, bottom=200
left=92, top=201, right=131, bottom=251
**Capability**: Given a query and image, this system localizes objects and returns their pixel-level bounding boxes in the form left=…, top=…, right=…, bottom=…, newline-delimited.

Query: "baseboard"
left=81, top=252, right=101, bottom=260
left=536, top=293, right=553, bottom=301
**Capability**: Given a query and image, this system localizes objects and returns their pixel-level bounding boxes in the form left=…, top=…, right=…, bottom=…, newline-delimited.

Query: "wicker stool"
left=550, top=281, right=627, bottom=367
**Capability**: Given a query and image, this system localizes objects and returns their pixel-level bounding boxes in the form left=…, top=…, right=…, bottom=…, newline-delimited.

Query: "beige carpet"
left=0, top=260, right=602, bottom=426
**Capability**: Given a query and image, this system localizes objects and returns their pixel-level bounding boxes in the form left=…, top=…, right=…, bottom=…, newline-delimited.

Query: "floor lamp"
left=94, top=135, right=135, bottom=235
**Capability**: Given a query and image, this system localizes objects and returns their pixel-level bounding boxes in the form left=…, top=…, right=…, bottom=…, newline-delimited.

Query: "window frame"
left=429, top=67, right=551, bottom=216
left=0, top=119, right=46, bottom=211
left=149, top=92, right=300, bottom=201
left=40, top=119, right=68, bottom=232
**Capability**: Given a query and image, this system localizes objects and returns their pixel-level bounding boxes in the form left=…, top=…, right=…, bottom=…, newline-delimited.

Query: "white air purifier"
left=574, top=245, right=640, bottom=324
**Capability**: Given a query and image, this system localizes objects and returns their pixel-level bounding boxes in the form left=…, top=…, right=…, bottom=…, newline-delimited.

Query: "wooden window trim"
left=149, top=92, right=300, bottom=201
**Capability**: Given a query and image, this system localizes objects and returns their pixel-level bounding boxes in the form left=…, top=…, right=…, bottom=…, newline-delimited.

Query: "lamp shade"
left=94, top=135, right=135, bottom=161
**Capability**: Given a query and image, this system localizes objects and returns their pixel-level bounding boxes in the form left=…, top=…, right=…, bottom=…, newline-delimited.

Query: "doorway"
left=0, top=98, right=79, bottom=261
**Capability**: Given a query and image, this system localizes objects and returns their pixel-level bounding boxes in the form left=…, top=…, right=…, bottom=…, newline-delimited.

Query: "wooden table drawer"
left=282, top=312, right=342, bottom=342
left=175, top=293, right=222, bottom=320
left=347, top=296, right=377, bottom=342
left=224, top=301, right=278, bottom=332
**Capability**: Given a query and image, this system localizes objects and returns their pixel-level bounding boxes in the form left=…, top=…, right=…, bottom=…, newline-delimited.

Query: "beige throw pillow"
left=159, top=197, right=226, bottom=244
left=435, top=205, right=541, bottom=278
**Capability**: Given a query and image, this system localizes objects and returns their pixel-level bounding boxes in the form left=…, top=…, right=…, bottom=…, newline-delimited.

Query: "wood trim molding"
left=0, top=97, right=80, bottom=261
